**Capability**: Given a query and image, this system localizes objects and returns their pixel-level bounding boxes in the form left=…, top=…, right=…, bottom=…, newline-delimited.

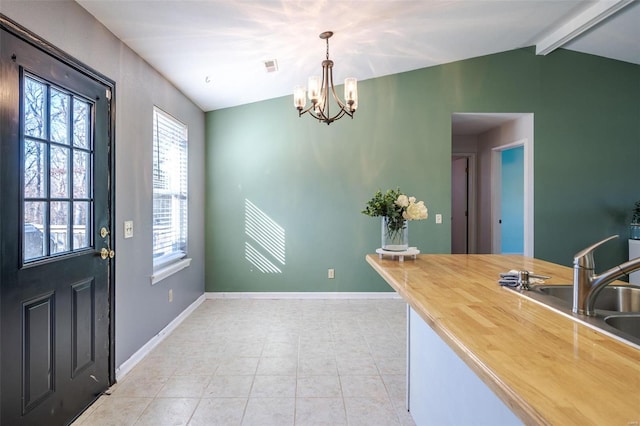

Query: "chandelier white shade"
left=293, top=31, right=358, bottom=125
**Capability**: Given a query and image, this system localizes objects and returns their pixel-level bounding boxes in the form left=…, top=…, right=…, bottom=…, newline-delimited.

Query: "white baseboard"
left=205, top=292, right=401, bottom=299
left=115, top=294, right=206, bottom=381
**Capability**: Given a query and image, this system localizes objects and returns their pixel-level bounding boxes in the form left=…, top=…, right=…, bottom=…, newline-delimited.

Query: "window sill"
left=151, top=258, right=192, bottom=285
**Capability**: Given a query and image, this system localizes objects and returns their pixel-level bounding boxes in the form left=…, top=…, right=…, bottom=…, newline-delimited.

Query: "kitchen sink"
left=604, top=315, right=640, bottom=341
left=506, top=283, right=640, bottom=349
left=535, top=284, right=640, bottom=313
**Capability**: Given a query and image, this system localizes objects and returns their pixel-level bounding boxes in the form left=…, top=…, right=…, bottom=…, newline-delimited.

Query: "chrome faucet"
left=573, top=235, right=640, bottom=316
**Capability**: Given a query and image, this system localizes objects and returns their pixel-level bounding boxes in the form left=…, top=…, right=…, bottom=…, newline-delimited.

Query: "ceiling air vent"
left=264, top=59, right=278, bottom=73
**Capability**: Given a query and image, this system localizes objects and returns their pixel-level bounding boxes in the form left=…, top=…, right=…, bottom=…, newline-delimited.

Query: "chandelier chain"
left=326, top=37, right=330, bottom=61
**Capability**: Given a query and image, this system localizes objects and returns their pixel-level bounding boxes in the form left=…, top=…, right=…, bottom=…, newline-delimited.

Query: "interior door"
left=500, top=146, right=524, bottom=254
left=451, top=156, right=469, bottom=254
left=1, top=26, right=113, bottom=425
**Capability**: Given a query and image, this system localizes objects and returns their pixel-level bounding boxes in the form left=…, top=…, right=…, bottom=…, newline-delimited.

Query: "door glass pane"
left=73, top=202, right=91, bottom=249
left=73, top=99, right=90, bottom=149
left=50, top=145, right=69, bottom=198
left=50, top=88, right=69, bottom=145
left=22, top=74, right=94, bottom=262
left=50, top=201, right=69, bottom=254
left=24, top=139, right=47, bottom=198
left=73, top=150, right=89, bottom=198
left=24, top=77, right=46, bottom=139
left=24, top=202, right=46, bottom=260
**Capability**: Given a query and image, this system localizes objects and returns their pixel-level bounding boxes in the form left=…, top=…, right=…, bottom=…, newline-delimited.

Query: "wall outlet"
left=124, top=220, right=134, bottom=238
left=435, top=214, right=442, bottom=224
left=328, top=268, right=335, bottom=279
left=168, top=289, right=173, bottom=302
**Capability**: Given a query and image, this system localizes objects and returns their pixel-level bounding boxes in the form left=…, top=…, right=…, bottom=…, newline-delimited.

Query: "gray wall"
left=0, top=1, right=206, bottom=368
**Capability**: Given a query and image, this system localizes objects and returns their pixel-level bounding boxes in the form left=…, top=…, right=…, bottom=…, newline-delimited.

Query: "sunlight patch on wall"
left=244, top=199, right=285, bottom=273
left=245, top=242, right=282, bottom=273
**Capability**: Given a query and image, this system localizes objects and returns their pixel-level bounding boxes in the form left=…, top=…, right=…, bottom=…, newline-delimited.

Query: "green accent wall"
left=205, top=47, right=640, bottom=292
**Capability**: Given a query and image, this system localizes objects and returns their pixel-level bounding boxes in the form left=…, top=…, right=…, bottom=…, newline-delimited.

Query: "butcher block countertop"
left=366, top=254, right=640, bottom=425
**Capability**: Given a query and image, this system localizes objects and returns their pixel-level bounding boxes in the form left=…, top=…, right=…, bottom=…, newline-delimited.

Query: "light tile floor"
left=73, top=298, right=416, bottom=426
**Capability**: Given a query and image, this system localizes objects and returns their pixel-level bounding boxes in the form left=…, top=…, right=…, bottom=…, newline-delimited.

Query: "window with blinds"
left=153, top=107, right=188, bottom=270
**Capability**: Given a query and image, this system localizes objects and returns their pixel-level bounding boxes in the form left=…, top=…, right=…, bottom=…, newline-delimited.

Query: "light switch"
left=124, top=220, right=134, bottom=238
left=435, top=214, right=442, bottom=224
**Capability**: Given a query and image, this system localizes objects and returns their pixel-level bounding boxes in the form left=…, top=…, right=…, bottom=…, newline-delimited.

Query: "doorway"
left=451, top=113, right=534, bottom=256
left=1, top=21, right=115, bottom=425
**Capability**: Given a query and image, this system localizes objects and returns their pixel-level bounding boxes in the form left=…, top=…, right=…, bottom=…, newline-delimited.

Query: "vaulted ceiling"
left=76, top=0, right=640, bottom=112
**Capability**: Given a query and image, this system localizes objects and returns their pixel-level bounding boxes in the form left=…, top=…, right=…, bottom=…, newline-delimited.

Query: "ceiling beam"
left=536, top=0, right=634, bottom=56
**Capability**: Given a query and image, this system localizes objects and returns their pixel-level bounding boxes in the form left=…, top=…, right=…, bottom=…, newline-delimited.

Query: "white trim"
left=406, top=303, right=411, bottom=412
left=466, top=153, right=478, bottom=254
left=205, top=292, right=401, bottom=300
left=151, top=257, right=192, bottom=285
left=536, top=0, right=634, bottom=55
left=114, top=294, right=205, bottom=381
left=523, top=137, right=534, bottom=258
left=153, top=250, right=186, bottom=270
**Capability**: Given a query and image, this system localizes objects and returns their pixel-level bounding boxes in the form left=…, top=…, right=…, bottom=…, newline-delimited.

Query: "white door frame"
left=491, top=138, right=534, bottom=256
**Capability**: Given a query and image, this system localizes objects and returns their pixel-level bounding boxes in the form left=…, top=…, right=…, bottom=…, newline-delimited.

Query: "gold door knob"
left=100, top=248, right=115, bottom=260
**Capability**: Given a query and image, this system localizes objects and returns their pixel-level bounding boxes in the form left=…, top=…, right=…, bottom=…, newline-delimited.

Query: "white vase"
left=381, top=217, right=408, bottom=251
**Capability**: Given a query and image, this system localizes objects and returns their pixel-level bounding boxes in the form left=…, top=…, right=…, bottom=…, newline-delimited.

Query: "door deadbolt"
left=99, top=227, right=114, bottom=259
left=100, top=227, right=110, bottom=238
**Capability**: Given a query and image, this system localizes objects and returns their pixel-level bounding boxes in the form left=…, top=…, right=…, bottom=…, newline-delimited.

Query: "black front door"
left=1, top=24, right=113, bottom=425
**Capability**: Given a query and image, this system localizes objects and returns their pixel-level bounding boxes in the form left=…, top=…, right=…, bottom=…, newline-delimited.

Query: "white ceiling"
left=75, top=0, right=640, bottom=112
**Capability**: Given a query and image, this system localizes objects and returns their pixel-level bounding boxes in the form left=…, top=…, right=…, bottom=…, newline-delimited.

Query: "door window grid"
left=152, top=107, right=188, bottom=270
left=22, top=74, right=94, bottom=261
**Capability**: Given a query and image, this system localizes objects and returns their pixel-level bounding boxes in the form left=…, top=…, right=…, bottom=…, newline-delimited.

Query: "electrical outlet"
left=328, top=268, right=335, bottom=279
left=435, top=214, right=442, bottom=224
left=124, top=220, right=134, bottom=238
left=168, top=289, right=173, bottom=302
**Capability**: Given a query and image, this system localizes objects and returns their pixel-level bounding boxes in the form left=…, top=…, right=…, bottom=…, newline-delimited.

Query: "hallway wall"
left=0, top=1, right=206, bottom=368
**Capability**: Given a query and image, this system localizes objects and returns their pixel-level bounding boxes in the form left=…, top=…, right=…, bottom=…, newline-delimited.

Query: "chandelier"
left=293, top=31, right=358, bottom=125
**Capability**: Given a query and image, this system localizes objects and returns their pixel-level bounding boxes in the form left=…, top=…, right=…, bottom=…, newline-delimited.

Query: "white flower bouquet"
left=362, top=188, right=428, bottom=248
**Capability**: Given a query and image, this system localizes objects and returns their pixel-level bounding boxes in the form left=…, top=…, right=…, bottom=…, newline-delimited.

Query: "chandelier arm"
left=325, top=59, right=355, bottom=119
left=334, top=108, right=349, bottom=121
left=300, top=106, right=323, bottom=122
left=323, top=104, right=351, bottom=124
left=308, top=109, right=322, bottom=121
left=297, top=101, right=318, bottom=117
left=299, top=100, right=330, bottom=122
left=329, top=78, right=348, bottom=111
left=320, top=61, right=331, bottom=121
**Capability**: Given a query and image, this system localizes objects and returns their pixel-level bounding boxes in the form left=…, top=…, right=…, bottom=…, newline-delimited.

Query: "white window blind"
left=153, top=107, right=188, bottom=270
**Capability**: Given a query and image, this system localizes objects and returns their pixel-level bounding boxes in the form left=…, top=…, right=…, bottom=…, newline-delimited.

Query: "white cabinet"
left=407, top=306, right=522, bottom=425
left=630, top=239, right=640, bottom=285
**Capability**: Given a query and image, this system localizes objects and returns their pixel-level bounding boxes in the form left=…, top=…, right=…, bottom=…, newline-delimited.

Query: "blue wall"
left=501, top=146, right=524, bottom=254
